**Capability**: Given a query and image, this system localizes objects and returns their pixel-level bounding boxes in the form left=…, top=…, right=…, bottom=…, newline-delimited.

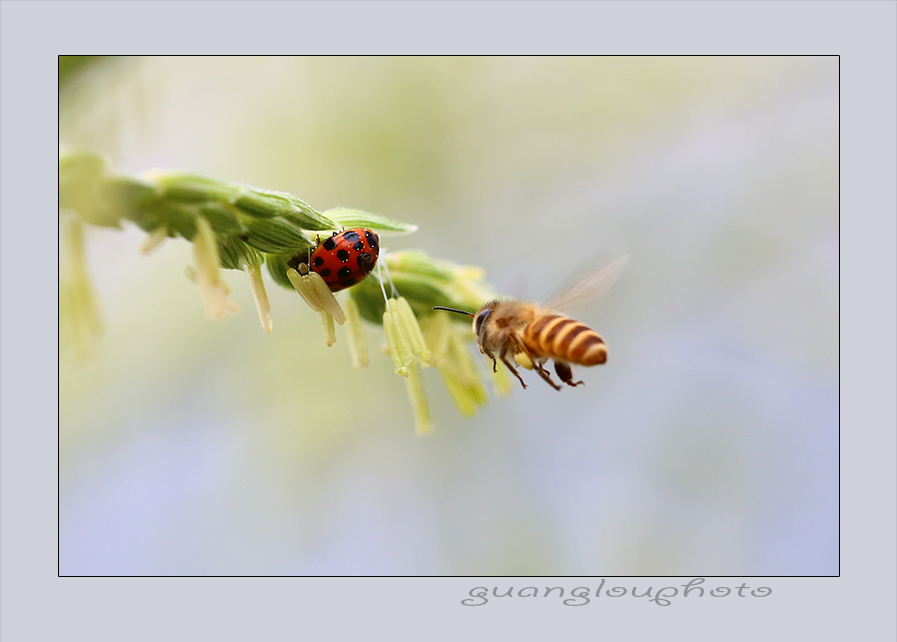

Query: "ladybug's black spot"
left=353, top=240, right=364, bottom=251
left=365, top=230, right=378, bottom=249
left=313, top=256, right=324, bottom=267
left=343, top=230, right=360, bottom=243
left=322, top=237, right=336, bottom=251
left=341, top=277, right=356, bottom=288
left=337, top=266, right=352, bottom=279
left=336, top=249, right=350, bottom=262
left=356, top=251, right=375, bottom=274
left=320, top=268, right=332, bottom=277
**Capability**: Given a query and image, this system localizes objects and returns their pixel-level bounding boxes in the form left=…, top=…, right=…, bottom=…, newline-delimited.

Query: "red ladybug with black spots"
left=309, top=228, right=380, bottom=292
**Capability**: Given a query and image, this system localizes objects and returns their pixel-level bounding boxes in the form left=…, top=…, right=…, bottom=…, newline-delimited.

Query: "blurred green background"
left=59, top=56, right=838, bottom=575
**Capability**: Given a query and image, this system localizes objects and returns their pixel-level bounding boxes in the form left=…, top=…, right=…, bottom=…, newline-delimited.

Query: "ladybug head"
left=357, top=251, right=376, bottom=274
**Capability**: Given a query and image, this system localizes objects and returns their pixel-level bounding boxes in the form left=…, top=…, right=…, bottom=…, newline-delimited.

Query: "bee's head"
left=472, top=308, right=492, bottom=338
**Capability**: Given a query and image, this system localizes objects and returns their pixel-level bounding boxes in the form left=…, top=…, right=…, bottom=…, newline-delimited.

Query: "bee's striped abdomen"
left=524, top=314, right=607, bottom=366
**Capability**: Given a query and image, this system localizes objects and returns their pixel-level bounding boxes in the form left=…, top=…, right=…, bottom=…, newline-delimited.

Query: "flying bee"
left=434, top=255, right=628, bottom=390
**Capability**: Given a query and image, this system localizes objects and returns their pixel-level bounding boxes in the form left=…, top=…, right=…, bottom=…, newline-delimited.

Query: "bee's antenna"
left=432, top=306, right=475, bottom=317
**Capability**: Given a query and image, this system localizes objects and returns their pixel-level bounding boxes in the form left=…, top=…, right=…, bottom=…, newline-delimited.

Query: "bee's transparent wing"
left=542, top=254, right=629, bottom=313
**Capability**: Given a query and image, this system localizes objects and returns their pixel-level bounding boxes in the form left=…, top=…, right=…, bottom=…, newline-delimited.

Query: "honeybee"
left=434, top=255, right=628, bottom=390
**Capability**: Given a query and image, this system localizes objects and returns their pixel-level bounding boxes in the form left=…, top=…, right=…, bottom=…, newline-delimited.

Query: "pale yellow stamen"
left=60, top=216, right=103, bottom=361
left=393, top=297, right=431, bottom=365
left=320, top=311, right=336, bottom=346
left=342, top=297, right=369, bottom=368
left=193, top=217, right=239, bottom=320
left=421, top=313, right=488, bottom=417
left=404, top=365, right=433, bottom=435
left=247, top=264, right=272, bottom=334
left=286, top=266, right=346, bottom=325
left=139, top=226, right=169, bottom=255
left=383, top=305, right=413, bottom=377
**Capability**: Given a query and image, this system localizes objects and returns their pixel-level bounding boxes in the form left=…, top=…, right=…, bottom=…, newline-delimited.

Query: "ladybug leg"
left=500, top=357, right=527, bottom=389
left=533, top=361, right=562, bottom=391
left=554, top=361, right=584, bottom=387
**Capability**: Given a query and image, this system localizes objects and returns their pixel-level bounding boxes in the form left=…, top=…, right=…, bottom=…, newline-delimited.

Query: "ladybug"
left=309, top=227, right=380, bottom=292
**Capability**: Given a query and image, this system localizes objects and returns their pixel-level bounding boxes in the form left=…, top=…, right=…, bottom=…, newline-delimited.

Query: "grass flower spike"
left=59, top=152, right=517, bottom=432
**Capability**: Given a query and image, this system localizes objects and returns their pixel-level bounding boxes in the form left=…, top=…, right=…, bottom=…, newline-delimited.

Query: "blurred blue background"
left=59, top=56, right=838, bottom=576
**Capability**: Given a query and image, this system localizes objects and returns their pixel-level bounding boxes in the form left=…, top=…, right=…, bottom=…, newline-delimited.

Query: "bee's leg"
left=500, top=357, right=527, bottom=389
left=554, top=361, right=584, bottom=387
left=533, top=361, right=562, bottom=391
left=483, top=347, right=498, bottom=373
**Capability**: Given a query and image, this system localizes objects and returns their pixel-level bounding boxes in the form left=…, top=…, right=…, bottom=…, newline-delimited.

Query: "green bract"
left=324, top=208, right=419, bottom=235
left=156, top=173, right=243, bottom=203
left=265, top=253, right=295, bottom=290
left=240, top=216, right=315, bottom=254
left=234, top=188, right=334, bottom=230
left=218, top=237, right=263, bottom=271
left=140, top=200, right=199, bottom=239
left=199, top=203, right=248, bottom=237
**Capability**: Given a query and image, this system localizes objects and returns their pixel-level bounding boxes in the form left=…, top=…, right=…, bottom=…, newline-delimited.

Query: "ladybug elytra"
left=309, top=227, right=380, bottom=292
